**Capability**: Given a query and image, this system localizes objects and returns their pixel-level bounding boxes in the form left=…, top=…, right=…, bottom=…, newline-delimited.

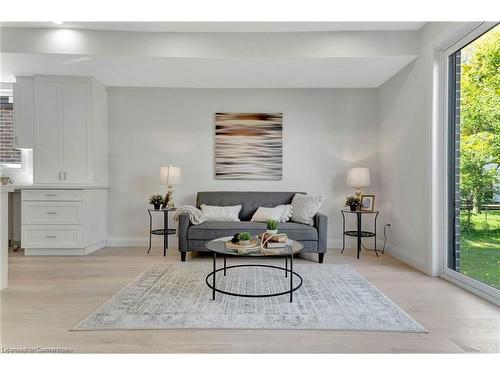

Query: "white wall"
left=378, top=22, right=473, bottom=275
left=107, top=88, right=383, bottom=249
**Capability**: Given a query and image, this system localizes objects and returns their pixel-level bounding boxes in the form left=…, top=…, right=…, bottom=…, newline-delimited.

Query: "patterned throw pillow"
left=200, top=204, right=241, bottom=221
left=290, top=194, right=325, bottom=226
left=250, top=205, right=293, bottom=223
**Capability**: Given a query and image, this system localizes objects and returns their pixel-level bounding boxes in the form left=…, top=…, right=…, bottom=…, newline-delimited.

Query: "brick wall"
left=0, top=102, right=22, bottom=164
left=454, top=51, right=461, bottom=272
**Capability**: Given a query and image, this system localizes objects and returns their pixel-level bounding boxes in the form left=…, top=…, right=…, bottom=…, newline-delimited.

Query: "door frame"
left=440, top=22, right=500, bottom=304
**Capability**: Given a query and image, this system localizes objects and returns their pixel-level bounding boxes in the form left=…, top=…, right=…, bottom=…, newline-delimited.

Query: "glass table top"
left=205, top=236, right=304, bottom=257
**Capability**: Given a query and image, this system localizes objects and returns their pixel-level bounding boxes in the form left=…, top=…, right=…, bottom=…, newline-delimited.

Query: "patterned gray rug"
left=75, top=263, right=426, bottom=332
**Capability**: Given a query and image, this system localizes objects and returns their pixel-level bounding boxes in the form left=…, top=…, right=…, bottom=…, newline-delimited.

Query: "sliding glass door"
left=447, top=24, right=499, bottom=295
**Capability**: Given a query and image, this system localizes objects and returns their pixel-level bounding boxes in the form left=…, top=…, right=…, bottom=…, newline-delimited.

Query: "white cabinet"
left=61, top=83, right=90, bottom=183
left=22, top=225, right=83, bottom=249
left=22, top=201, right=83, bottom=225
left=13, top=77, right=34, bottom=149
left=33, top=81, right=61, bottom=183
left=27, top=76, right=108, bottom=186
left=22, top=189, right=83, bottom=201
left=21, top=188, right=107, bottom=256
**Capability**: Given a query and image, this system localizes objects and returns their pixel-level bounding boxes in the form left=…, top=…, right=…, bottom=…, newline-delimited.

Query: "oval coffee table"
left=205, top=237, right=304, bottom=303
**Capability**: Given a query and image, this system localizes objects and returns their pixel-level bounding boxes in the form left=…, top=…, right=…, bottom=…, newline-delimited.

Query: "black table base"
left=147, top=209, right=176, bottom=256
left=341, top=210, right=380, bottom=259
left=206, top=254, right=303, bottom=303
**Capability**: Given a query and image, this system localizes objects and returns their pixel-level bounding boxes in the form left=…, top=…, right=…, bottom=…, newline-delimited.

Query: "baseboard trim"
left=85, top=241, right=106, bottom=255
left=107, top=236, right=179, bottom=250
left=106, top=236, right=147, bottom=247
left=24, top=241, right=106, bottom=256
left=327, top=238, right=385, bottom=251
left=384, top=242, right=428, bottom=274
left=327, top=238, right=342, bottom=249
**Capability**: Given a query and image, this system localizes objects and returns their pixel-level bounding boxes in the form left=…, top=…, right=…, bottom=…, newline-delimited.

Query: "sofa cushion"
left=250, top=205, right=293, bottom=223
left=196, top=191, right=305, bottom=221
left=291, top=193, right=325, bottom=226
left=187, top=221, right=318, bottom=241
left=200, top=204, right=241, bottom=221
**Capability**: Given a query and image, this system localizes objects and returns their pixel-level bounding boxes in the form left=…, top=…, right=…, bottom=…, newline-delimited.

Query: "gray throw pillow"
left=291, top=194, right=325, bottom=226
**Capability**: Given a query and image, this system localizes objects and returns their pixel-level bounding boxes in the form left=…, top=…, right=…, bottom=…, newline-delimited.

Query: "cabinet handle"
left=14, top=136, right=18, bottom=145
left=46, top=212, right=57, bottom=215
left=64, top=171, right=67, bottom=180
left=46, top=194, right=57, bottom=197
left=58, top=172, right=62, bottom=180
left=46, top=235, right=57, bottom=238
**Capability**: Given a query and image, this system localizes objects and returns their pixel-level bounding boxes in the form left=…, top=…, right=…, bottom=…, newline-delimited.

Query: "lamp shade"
left=159, top=164, right=182, bottom=185
left=346, top=167, right=370, bottom=187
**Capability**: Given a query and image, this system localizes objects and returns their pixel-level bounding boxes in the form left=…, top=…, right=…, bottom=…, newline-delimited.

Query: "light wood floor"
left=1, top=246, right=499, bottom=353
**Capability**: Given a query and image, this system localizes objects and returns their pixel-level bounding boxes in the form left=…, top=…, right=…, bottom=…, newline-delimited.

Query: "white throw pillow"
left=250, top=205, right=293, bottom=223
left=291, top=194, right=325, bottom=226
left=200, top=204, right=241, bottom=221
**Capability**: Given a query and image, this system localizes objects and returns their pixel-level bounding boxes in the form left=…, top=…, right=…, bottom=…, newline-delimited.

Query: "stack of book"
left=259, top=233, right=289, bottom=248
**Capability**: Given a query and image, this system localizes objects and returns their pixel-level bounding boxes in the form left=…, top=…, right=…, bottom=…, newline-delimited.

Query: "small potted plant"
left=266, top=219, right=279, bottom=235
left=238, top=232, right=252, bottom=245
left=345, top=196, right=361, bottom=211
left=0, top=175, right=12, bottom=186
left=149, top=194, right=164, bottom=210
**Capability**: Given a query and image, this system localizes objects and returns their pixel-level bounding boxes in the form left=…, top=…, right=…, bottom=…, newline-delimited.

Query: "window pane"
left=449, top=25, right=500, bottom=289
left=0, top=95, right=22, bottom=167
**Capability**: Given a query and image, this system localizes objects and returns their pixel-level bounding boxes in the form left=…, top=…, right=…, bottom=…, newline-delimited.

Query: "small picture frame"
left=360, top=195, right=375, bottom=211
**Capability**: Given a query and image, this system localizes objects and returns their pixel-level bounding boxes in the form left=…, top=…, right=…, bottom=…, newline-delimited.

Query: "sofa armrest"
left=177, top=212, right=191, bottom=252
left=314, top=212, right=328, bottom=251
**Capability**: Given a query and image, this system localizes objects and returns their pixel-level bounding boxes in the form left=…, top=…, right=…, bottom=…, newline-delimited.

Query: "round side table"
left=147, top=208, right=176, bottom=256
left=341, top=209, right=380, bottom=259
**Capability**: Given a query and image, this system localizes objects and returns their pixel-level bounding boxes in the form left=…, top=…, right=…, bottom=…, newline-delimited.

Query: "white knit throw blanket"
left=173, top=205, right=206, bottom=225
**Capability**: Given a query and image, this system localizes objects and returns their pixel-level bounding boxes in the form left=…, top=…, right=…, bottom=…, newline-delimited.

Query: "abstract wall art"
left=215, top=112, right=283, bottom=180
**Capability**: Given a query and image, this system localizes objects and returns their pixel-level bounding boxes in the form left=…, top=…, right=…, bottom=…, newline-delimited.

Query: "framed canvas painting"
left=215, top=112, right=283, bottom=180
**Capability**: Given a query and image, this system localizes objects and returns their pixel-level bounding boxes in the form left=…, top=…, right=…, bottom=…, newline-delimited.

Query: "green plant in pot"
left=266, top=219, right=279, bottom=235
left=237, top=232, right=252, bottom=245
left=149, top=194, right=164, bottom=210
left=345, top=196, right=361, bottom=211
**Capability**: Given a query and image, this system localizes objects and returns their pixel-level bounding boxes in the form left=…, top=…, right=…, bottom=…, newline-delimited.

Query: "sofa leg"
left=181, top=251, right=186, bottom=262
left=318, top=253, right=324, bottom=263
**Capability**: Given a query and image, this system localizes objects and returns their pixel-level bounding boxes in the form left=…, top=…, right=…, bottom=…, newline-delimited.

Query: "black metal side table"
left=147, top=208, right=176, bottom=256
left=341, top=209, right=380, bottom=259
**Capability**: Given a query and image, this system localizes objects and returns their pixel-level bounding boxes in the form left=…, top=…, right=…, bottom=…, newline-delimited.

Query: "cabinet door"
left=13, top=78, right=34, bottom=148
left=61, top=82, right=90, bottom=184
left=34, top=82, right=62, bottom=183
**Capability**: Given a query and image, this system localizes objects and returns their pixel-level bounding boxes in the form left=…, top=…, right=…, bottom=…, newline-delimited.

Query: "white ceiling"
left=0, top=24, right=421, bottom=88
left=1, top=22, right=426, bottom=33
left=1, top=53, right=416, bottom=88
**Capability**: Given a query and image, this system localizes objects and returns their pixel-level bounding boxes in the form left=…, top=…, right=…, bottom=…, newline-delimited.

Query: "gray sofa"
left=177, top=191, right=327, bottom=263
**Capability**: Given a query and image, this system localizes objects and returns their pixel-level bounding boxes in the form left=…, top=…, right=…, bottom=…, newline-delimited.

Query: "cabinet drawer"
left=22, top=202, right=82, bottom=224
left=22, top=189, right=83, bottom=201
left=22, top=225, right=83, bottom=248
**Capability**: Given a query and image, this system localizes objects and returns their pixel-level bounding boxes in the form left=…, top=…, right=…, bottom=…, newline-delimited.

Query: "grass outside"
left=460, top=210, right=500, bottom=289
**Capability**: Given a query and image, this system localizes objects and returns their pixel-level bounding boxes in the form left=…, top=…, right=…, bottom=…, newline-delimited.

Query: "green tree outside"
left=460, top=25, right=500, bottom=215
left=458, top=25, right=500, bottom=289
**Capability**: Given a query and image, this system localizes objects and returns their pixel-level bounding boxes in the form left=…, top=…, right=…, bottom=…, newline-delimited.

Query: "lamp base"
left=166, top=185, right=175, bottom=208
left=355, top=186, right=362, bottom=198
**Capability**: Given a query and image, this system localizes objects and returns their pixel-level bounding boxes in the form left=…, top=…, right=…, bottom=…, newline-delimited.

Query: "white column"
left=0, top=187, right=15, bottom=289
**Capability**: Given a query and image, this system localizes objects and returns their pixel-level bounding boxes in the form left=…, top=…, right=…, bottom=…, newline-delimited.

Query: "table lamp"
left=347, top=167, right=370, bottom=198
left=159, top=164, right=182, bottom=208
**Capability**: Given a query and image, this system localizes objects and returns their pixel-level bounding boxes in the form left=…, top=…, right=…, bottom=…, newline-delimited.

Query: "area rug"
left=75, top=263, right=426, bottom=332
